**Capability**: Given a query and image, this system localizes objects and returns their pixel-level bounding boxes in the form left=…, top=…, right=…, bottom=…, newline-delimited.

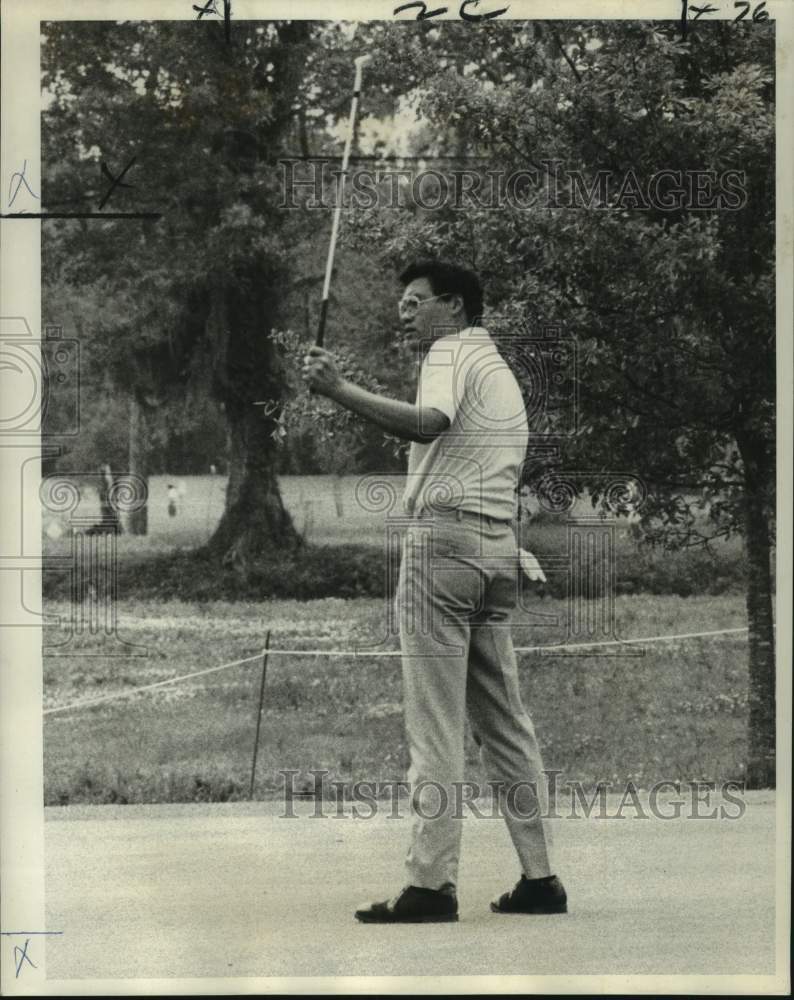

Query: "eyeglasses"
left=397, top=292, right=450, bottom=317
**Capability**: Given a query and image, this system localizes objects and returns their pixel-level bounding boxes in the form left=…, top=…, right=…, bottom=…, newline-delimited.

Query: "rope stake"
left=249, top=631, right=271, bottom=800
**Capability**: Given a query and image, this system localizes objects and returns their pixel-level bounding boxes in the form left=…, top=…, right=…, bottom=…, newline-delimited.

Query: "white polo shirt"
left=403, top=327, right=529, bottom=522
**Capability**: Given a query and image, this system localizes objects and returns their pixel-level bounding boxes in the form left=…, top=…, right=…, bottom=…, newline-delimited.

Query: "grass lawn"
left=42, top=474, right=758, bottom=804
left=44, top=592, right=751, bottom=805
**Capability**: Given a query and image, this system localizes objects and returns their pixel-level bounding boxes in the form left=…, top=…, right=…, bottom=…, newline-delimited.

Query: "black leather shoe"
left=490, top=874, right=568, bottom=914
left=355, top=883, right=459, bottom=923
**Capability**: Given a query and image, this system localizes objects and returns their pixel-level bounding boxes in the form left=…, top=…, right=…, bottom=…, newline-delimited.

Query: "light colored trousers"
left=396, top=510, right=553, bottom=889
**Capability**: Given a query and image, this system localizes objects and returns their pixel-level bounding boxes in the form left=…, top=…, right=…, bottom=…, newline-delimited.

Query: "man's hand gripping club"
left=302, top=347, right=449, bottom=445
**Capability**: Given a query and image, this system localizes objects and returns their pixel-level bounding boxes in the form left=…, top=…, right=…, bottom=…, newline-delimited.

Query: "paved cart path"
left=44, top=794, right=777, bottom=981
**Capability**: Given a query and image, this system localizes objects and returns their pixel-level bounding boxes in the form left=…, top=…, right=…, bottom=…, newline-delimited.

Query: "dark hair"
left=399, top=260, right=484, bottom=325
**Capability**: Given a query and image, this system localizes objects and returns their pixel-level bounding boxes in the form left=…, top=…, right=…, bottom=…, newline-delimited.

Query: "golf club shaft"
left=316, top=57, right=370, bottom=347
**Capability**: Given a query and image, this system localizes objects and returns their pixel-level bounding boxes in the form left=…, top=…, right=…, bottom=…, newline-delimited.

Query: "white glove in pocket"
left=518, top=547, right=547, bottom=583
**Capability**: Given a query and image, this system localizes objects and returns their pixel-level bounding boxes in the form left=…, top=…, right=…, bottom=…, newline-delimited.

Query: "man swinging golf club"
left=302, top=259, right=568, bottom=923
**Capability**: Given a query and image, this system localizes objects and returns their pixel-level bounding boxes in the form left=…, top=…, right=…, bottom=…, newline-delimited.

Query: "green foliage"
left=42, top=20, right=775, bottom=537
left=340, top=21, right=775, bottom=549
left=263, top=324, right=409, bottom=471
left=41, top=20, right=315, bottom=546
left=41, top=21, right=418, bottom=481
left=53, top=379, right=228, bottom=475
left=43, top=523, right=747, bottom=603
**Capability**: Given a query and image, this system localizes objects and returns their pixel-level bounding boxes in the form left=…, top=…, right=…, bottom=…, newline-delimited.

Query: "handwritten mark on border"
left=1, top=932, right=64, bottom=979
left=7, top=160, right=39, bottom=210
left=394, top=0, right=509, bottom=19
left=193, top=0, right=232, bottom=42
left=680, top=0, right=769, bottom=37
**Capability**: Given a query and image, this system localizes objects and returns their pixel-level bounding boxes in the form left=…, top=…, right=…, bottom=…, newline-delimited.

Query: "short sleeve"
left=415, top=336, right=467, bottom=424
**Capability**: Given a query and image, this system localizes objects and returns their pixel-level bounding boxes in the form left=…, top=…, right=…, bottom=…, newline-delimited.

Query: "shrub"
left=43, top=533, right=747, bottom=603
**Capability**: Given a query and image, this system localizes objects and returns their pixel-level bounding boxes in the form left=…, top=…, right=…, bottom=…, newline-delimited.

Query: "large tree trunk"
left=737, top=428, right=776, bottom=788
left=207, top=405, right=300, bottom=572
left=198, top=21, right=312, bottom=568
left=204, top=263, right=301, bottom=569
left=224, top=414, right=246, bottom=512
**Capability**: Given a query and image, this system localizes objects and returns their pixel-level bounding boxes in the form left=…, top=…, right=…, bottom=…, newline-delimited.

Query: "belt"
left=415, top=507, right=513, bottom=528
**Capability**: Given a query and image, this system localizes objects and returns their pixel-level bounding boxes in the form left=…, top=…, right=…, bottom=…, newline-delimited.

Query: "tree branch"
left=551, top=28, right=582, bottom=83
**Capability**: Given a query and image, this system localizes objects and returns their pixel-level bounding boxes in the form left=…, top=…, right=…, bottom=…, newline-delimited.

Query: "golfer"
left=302, top=260, right=567, bottom=923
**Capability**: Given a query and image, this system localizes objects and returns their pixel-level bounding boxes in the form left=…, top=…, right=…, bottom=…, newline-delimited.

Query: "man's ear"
left=450, top=294, right=465, bottom=318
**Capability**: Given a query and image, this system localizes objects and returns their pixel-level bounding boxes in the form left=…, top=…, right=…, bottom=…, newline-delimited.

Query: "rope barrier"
left=43, top=625, right=752, bottom=717
left=43, top=654, right=262, bottom=716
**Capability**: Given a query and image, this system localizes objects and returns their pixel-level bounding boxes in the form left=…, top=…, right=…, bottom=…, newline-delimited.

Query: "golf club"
left=315, top=53, right=373, bottom=348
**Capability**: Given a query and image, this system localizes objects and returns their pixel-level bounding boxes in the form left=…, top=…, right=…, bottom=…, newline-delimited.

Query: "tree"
left=42, top=19, right=418, bottom=554
left=42, top=19, right=318, bottom=557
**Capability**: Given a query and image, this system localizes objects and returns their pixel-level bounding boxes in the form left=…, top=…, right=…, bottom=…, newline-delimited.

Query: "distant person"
left=167, top=483, right=179, bottom=518
left=303, top=259, right=566, bottom=923
left=210, top=463, right=217, bottom=476
left=94, top=463, right=121, bottom=533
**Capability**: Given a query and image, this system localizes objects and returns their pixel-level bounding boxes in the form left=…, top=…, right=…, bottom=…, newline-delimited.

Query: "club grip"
left=316, top=298, right=329, bottom=348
